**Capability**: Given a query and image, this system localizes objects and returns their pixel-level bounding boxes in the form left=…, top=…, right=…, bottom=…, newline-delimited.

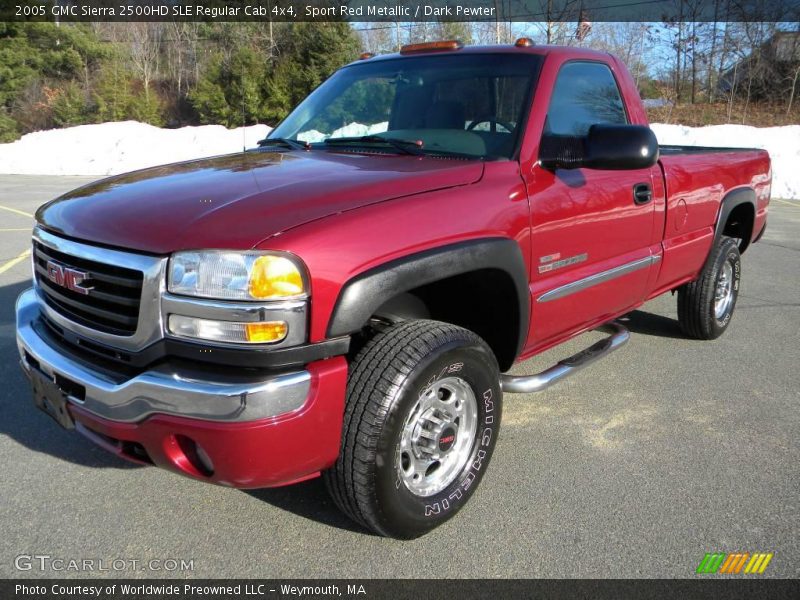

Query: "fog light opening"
left=175, top=435, right=215, bottom=477
left=195, top=444, right=214, bottom=476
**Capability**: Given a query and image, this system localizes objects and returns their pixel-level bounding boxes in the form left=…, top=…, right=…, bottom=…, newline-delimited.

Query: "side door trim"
left=537, top=254, right=660, bottom=303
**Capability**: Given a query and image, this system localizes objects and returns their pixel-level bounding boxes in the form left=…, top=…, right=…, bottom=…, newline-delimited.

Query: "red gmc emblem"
left=46, top=260, right=93, bottom=295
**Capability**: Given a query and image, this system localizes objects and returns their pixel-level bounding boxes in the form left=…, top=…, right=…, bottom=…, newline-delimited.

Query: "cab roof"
left=349, top=43, right=614, bottom=67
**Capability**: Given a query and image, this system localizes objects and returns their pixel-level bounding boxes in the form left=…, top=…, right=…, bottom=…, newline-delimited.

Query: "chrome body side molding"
left=537, top=254, right=660, bottom=303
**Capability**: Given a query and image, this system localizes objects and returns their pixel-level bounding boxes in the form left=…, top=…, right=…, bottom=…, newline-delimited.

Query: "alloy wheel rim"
left=396, top=376, right=478, bottom=497
left=714, top=261, right=734, bottom=321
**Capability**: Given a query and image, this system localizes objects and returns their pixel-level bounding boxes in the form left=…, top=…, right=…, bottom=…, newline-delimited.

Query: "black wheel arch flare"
left=710, top=187, right=757, bottom=257
left=326, top=238, right=530, bottom=364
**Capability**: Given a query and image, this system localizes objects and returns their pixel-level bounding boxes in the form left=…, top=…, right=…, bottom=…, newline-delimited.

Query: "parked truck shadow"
left=618, top=309, right=687, bottom=340
left=244, top=480, right=373, bottom=535
left=0, top=280, right=140, bottom=471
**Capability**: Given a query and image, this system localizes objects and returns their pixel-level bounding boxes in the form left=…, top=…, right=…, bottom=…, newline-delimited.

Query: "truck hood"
left=37, top=150, right=484, bottom=254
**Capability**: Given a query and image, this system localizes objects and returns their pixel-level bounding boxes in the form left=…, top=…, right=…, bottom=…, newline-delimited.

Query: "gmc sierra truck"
left=16, top=41, right=771, bottom=539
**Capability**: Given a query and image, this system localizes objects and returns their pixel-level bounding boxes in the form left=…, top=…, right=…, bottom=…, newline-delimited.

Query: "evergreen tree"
left=1, top=20, right=363, bottom=140
left=261, top=22, right=360, bottom=123
left=0, top=22, right=106, bottom=140
left=190, top=46, right=269, bottom=127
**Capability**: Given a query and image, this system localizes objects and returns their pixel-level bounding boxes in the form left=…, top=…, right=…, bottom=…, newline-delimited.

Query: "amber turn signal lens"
left=245, top=321, right=288, bottom=343
left=248, top=255, right=305, bottom=299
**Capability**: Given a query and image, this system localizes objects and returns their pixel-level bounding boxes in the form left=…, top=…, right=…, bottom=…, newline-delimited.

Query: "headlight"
left=168, top=250, right=307, bottom=301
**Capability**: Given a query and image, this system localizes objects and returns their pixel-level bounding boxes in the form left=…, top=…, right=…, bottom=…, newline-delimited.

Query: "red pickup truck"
left=16, top=42, right=770, bottom=539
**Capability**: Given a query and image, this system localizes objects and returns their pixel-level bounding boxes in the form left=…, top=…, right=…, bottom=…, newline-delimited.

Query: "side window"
left=545, top=62, right=627, bottom=136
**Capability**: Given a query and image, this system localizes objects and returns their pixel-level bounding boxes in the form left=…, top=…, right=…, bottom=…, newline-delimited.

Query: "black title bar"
left=4, top=0, right=800, bottom=23
left=4, top=579, right=800, bottom=600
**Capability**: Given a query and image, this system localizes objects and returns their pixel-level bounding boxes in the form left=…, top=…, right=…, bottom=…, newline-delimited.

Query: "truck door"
left=524, top=60, right=659, bottom=348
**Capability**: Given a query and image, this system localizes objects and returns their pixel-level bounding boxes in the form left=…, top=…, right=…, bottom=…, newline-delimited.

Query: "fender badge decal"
left=538, top=252, right=588, bottom=274
left=539, top=253, right=561, bottom=264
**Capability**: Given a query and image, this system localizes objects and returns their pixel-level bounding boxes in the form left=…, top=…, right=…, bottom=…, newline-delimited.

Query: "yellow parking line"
left=0, top=249, right=31, bottom=275
left=0, top=205, right=34, bottom=219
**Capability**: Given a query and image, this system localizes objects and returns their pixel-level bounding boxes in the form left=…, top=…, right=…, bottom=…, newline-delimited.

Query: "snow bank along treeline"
left=0, top=121, right=797, bottom=199
left=651, top=124, right=799, bottom=200
left=0, top=121, right=271, bottom=178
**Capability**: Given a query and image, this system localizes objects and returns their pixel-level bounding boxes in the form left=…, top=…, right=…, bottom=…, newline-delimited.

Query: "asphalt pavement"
left=0, top=175, right=797, bottom=578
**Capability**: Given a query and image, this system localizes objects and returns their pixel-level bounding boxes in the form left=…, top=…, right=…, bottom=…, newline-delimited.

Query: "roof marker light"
left=400, top=40, right=464, bottom=55
left=515, top=38, right=534, bottom=47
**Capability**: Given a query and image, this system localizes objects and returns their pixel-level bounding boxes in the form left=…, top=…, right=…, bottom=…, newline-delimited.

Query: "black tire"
left=324, top=319, right=502, bottom=539
left=677, top=236, right=741, bottom=340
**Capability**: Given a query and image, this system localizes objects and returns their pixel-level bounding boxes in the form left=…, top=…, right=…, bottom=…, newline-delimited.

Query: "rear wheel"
left=677, top=236, right=741, bottom=340
left=324, top=319, right=501, bottom=539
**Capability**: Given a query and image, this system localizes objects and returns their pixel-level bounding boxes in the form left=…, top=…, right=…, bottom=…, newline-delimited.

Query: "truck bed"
left=659, top=144, right=763, bottom=155
left=651, top=146, right=771, bottom=298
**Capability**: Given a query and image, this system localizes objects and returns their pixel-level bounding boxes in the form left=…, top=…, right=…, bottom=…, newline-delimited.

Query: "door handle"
left=633, top=182, right=652, bottom=205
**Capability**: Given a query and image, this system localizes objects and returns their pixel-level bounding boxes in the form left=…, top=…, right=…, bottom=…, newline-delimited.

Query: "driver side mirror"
left=539, top=124, right=659, bottom=171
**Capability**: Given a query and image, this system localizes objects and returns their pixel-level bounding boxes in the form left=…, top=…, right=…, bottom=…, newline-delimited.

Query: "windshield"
left=270, top=53, right=542, bottom=160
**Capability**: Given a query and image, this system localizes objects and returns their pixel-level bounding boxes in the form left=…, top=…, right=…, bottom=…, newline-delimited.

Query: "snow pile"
left=297, top=121, right=388, bottom=143
left=0, top=121, right=272, bottom=177
left=651, top=123, right=800, bottom=200
left=0, top=120, right=797, bottom=199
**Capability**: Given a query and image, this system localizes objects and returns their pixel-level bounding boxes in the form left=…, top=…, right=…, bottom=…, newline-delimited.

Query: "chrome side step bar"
left=500, top=322, right=630, bottom=394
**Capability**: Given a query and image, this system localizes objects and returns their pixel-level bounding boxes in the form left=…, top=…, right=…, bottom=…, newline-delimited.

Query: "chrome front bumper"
left=15, top=288, right=311, bottom=423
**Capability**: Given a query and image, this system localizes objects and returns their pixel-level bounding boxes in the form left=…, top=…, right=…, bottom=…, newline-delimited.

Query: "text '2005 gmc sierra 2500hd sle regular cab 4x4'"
left=16, top=41, right=770, bottom=539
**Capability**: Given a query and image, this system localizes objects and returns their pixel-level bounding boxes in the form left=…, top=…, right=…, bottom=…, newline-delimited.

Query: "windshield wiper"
left=257, top=137, right=310, bottom=151
left=321, top=135, right=425, bottom=156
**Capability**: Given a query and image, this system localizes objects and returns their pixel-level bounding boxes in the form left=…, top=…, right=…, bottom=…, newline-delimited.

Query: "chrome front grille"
left=33, top=240, right=144, bottom=335
left=29, top=228, right=309, bottom=357
left=31, top=228, right=168, bottom=351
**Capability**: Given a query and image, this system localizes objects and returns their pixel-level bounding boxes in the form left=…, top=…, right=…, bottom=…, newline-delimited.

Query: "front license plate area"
left=30, top=369, right=75, bottom=430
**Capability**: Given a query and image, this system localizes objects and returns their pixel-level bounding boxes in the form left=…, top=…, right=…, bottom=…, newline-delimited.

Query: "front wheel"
left=324, top=320, right=502, bottom=539
left=677, top=236, right=741, bottom=340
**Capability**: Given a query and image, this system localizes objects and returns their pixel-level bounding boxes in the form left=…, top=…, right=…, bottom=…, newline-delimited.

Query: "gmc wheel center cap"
left=437, top=426, right=457, bottom=453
